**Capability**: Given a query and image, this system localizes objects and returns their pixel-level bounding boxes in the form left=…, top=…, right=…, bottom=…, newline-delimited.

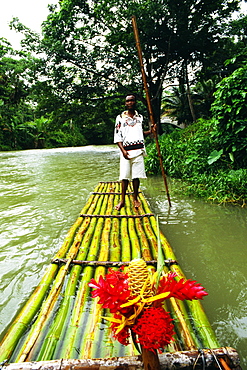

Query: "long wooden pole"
left=131, top=15, right=172, bottom=208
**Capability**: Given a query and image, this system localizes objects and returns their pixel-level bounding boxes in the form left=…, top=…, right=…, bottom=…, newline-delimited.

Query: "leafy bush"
left=146, top=119, right=224, bottom=178
left=210, top=65, right=247, bottom=168
left=47, top=130, right=87, bottom=148
left=145, top=118, right=246, bottom=205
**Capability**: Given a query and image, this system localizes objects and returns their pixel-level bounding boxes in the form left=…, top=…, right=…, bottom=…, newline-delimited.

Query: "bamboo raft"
left=0, top=181, right=242, bottom=369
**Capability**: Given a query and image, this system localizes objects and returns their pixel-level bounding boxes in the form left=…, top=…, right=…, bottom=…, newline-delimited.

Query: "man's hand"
left=122, top=149, right=130, bottom=160
left=144, top=123, right=157, bottom=137
left=117, top=142, right=130, bottom=160
left=151, top=123, right=157, bottom=133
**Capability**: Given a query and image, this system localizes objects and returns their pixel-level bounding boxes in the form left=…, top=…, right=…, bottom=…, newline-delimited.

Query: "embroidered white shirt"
left=114, top=110, right=146, bottom=158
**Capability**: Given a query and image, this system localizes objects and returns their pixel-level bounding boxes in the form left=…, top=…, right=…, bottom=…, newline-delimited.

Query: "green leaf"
left=229, top=152, right=234, bottom=162
left=207, top=149, right=223, bottom=165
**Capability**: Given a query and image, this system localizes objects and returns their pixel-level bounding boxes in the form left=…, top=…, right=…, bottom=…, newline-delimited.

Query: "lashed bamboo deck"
left=0, top=182, right=242, bottom=369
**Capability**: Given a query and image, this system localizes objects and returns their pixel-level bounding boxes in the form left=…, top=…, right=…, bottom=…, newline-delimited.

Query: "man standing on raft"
left=114, top=94, right=156, bottom=210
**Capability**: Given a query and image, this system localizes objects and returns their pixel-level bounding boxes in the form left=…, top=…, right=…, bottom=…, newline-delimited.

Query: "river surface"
left=0, top=146, right=246, bottom=368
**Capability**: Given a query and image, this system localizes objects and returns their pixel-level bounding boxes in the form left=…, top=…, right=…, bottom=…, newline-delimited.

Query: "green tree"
left=0, top=38, right=40, bottom=149
left=162, top=85, right=192, bottom=126
left=192, top=79, right=218, bottom=119
left=23, top=117, right=50, bottom=148
left=13, top=0, right=241, bottom=132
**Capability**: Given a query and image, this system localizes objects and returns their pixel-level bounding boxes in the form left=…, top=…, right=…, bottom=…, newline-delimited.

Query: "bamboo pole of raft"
left=34, top=265, right=81, bottom=361
left=61, top=183, right=112, bottom=356
left=115, top=182, right=132, bottom=262
left=122, top=193, right=161, bottom=366
left=99, top=183, right=136, bottom=358
left=91, top=196, right=117, bottom=359
left=110, top=182, right=123, bottom=261
left=117, top=199, right=131, bottom=261
left=135, top=204, right=157, bottom=261
left=131, top=15, right=172, bottom=208
left=110, top=217, right=124, bottom=262
left=57, top=266, right=93, bottom=359
left=78, top=185, right=110, bottom=358
left=134, top=205, right=154, bottom=261
left=67, top=184, right=110, bottom=358
left=94, top=184, right=135, bottom=358
left=155, top=224, right=220, bottom=349
left=124, top=193, right=142, bottom=259
left=160, top=233, right=220, bottom=349
left=15, top=259, right=74, bottom=362
left=76, top=276, right=104, bottom=357
left=79, top=270, right=106, bottom=356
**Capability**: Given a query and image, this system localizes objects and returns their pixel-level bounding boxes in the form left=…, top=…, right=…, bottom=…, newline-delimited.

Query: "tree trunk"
left=185, top=60, right=196, bottom=123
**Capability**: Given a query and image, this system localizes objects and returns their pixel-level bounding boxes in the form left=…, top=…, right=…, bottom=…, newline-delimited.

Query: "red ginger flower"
left=132, top=307, right=175, bottom=352
left=156, top=272, right=208, bottom=302
left=111, top=313, right=130, bottom=346
left=88, top=268, right=131, bottom=313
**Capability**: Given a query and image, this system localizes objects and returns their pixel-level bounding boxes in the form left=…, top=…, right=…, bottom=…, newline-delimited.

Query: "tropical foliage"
left=211, top=65, right=247, bottom=168
left=3, top=0, right=243, bottom=139
left=145, top=103, right=247, bottom=205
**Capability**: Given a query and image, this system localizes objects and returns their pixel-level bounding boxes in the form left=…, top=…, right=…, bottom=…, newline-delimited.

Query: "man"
left=114, top=93, right=155, bottom=210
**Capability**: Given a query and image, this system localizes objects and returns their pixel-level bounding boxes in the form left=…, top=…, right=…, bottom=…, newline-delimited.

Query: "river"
left=0, top=146, right=246, bottom=368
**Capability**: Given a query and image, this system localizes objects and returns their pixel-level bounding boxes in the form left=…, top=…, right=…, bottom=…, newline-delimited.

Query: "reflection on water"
left=0, top=146, right=246, bottom=368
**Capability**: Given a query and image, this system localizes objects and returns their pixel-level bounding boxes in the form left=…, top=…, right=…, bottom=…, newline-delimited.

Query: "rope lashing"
left=193, top=349, right=206, bottom=370
left=91, top=191, right=141, bottom=195
left=51, top=259, right=178, bottom=267
left=80, top=213, right=154, bottom=218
